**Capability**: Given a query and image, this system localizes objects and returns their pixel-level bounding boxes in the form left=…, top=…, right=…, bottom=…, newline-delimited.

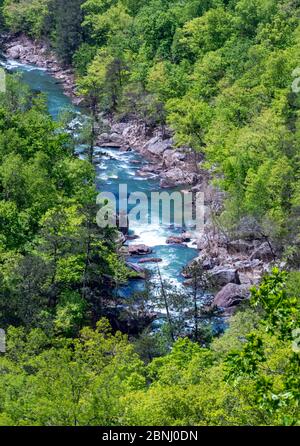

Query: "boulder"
left=138, top=258, right=163, bottom=264
left=162, top=150, right=187, bottom=169
left=196, top=235, right=208, bottom=251
left=181, top=232, right=192, bottom=242
left=250, top=242, right=275, bottom=262
left=109, top=132, right=124, bottom=143
left=137, top=164, right=162, bottom=176
left=136, top=169, right=157, bottom=178
left=128, top=244, right=153, bottom=256
left=202, top=258, right=216, bottom=270
left=143, top=137, right=173, bottom=157
left=234, top=259, right=262, bottom=272
left=183, top=279, right=194, bottom=287
left=228, top=239, right=254, bottom=255
left=98, top=132, right=110, bottom=142
left=160, top=168, right=198, bottom=188
left=7, top=44, right=23, bottom=59
left=210, top=268, right=241, bottom=287
left=213, top=283, right=251, bottom=310
left=166, top=234, right=191, bottom=245
left=111, top=122, right=129, bottom=134
left=166, top=236, right=185, bottom=245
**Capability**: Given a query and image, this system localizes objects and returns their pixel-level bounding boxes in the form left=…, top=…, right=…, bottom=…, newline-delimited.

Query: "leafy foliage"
left=1, top=0, right=300, bottom=427
left=0, top=75, right=127, bottom=334
left=0, top=269, right=299, bottom=425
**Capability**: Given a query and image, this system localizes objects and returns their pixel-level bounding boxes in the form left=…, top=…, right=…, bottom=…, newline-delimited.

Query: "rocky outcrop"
left=143, top=136, right=173, bottom=157
left=210, top=268, right=241, bottom=287
left=166, top=234, right=191, bottom=245
left=2, top=34, right=82, bottom=104
left=194, top=222, right=273, bottom=280
left=97, top=120, right=204, bottom=188
left=136, top=164, right=162, bottom=177
left=128, top=244, right=153, bottom=256
left=212, top=283, right=251, bottom=312
left=250, top=242, right=275, bottom=262
left=227, top=239, right=255, bottom=255
left=160, top=168, right=198, bottom=188
left=138, top=258, right=163, bottom=264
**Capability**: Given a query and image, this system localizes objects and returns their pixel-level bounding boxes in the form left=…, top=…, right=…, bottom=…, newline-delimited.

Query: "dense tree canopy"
left=0, top=269, right=299, bottom=425
left=0, top=0, right=300, bottom=427
left=3, top=0, right=299, bottom=259
left=0, top=75, right=127, bottom=334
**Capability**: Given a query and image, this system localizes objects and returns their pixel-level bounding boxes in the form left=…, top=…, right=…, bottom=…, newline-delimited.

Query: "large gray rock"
left=234, top=259, right=262, bottom=271
left=137, top=164, right=162, bottom=176
left=250, top=242, right=275, bottom=262
left=213, top=283, right=251, bottom=309
left=111, top=123, right=129, bottom=134
left=109, top=132, right=124, bottom=143
left=143, top=137, right=173, bottom=157
left=160, top=168, right=198, bottom=188
left=98, top=132, right=110, bottom=141
left=196, top=235, right=208, bottom=251
left=210, top=268, right=241, bottom=287
left=128, top=244, right=153, bottom=256
left=166, top=234, right=191, bottom=245
left=163, top=150, right=186, bottom=169
left=228, top=239, right=254, bottom=255
left=7, top=44, right=23, bottom=59
left=138, top=258, right=163, bottom=264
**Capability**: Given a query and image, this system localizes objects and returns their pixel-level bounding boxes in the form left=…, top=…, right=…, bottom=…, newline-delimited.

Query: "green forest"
left=0, top=0, right=299, bottom=426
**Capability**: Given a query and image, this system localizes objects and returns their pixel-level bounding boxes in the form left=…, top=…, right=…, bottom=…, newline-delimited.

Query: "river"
left=1, top=58, right=201, bottom=301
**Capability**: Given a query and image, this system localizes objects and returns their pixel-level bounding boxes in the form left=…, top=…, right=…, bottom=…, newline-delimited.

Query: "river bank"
left=0, top=34, right=205, bottom=188
left=0, top=33, right=275, bottom=315
left=1, top=33, right=82, bottom=104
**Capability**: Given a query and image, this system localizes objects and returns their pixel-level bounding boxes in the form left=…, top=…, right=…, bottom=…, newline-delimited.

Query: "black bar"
left=0, top=426, right=297, bottom=442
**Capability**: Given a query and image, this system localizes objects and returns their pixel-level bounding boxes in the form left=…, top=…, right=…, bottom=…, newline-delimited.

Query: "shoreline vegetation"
left=2, top=32, right=275, bottom=308
left=0, top=0, right=299, bottom=426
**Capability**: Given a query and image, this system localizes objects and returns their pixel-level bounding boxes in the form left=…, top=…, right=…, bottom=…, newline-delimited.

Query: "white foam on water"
left=132, top=176, right=148, bottom=181
left=129, top=221, right=169, bottom=247
left=119, top=162, right=131, bottom=170
left=2, top=59, right=47, bottom=72
left=97, top=148, right=125, bottom=161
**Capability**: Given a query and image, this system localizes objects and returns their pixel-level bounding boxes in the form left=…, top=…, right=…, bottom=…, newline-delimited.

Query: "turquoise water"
left=3, top=59, right=74, bottom=118
left=2, top=58, right=199, bottom=297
